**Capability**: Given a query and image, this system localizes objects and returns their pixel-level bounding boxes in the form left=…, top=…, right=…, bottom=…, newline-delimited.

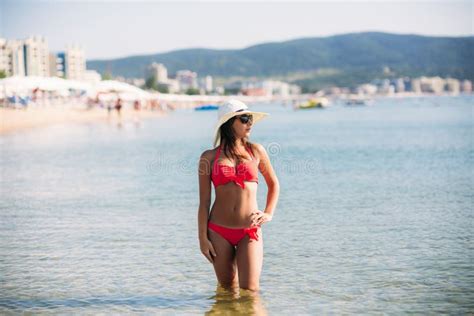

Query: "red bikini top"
left=211, top=145, right=259, bottom=189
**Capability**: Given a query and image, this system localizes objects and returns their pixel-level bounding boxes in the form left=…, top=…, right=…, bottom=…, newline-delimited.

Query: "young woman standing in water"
left=198, top=99, right=280, bottom=291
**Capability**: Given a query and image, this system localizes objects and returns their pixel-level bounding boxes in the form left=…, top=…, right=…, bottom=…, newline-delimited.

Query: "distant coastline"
left=87, top=32, right=474, bottom=92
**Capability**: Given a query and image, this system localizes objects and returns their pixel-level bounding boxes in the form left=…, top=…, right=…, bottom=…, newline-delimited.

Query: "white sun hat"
left=213, top=99, right=269, bottom=147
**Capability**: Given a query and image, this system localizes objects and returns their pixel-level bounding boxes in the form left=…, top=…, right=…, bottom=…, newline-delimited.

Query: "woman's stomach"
left=209, top=182, right=259, bottom=228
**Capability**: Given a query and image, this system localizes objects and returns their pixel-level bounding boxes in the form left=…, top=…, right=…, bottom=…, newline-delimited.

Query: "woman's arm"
left=197, top=150, right=217, bottom=263
left=252, top=143, right=280, bottom=225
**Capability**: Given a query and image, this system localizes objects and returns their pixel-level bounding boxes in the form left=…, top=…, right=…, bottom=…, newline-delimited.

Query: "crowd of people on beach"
left=1, top=88, right=170, bottom=114
left=91, top=95, right=165, bottom=114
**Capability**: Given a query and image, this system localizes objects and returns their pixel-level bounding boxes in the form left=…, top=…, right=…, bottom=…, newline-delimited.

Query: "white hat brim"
left=213, top=110, right=269, bottom=147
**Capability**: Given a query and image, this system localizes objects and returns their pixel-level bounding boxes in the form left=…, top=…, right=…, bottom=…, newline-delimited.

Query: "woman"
left=198, top=99, right=280, bottom=292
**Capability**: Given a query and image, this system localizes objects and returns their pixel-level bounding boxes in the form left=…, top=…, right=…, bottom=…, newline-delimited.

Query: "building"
left=289, top=84, right=302, bottom=95
left=63, top=45, right=86, bottom=80
left=393, top=78, right=405, bottom=93
left=49, top=53, right=60, bottom=77
left=241, top=87, right=267, bottom=96
left=0, top=38, right=6, bottom=74
left=48, top=45, right=86, bottom=80
left=0, top=36, right=89, bottom=81
left=198, top=75, right=213, bottom=93
left=147, top=62, right=168, bottom=83
left=461, top=80, right=472, bottom=93
left=0, top=38, right=26, bottom=76
left=215, top=86, right=225, bottom=95
left=152, top=78, right=180, bottom=94
left=23, top=36, right=50, bottom=77
left=225, top=79, right=300, bottom=96
left=261, top=80, right=290, bottom=96
left=419, top=76, right=445, bottom=94
left=176, top=70, right=197, bottom=91
left=373, top=79, right=393, bottom=94
left=356, top=83, right=378, bottom=95
left=243, top=80, right=292, bottom=96
left=49, top=52, right=68, bottom=78
left=445, top=78, right=461, bottom=94
left=163, top=79, right=180, bottom=94
left=411, top=78, right=422, bottom=93
left=403, top=78, right=412, bottom=92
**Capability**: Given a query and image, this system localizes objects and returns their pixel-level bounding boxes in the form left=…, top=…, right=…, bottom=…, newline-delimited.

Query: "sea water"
left=1, top=95, right=472, bottom=314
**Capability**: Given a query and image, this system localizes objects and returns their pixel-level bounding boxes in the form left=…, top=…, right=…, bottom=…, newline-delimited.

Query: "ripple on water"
left=1, top=97, right=473, bottom=314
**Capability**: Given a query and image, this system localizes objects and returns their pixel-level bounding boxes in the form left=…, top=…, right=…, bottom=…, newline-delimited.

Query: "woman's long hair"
left=219, top=117, right=254, bottom=163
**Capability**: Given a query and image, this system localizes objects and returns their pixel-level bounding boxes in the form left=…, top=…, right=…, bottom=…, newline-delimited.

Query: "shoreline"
left=0, top=107, right=165, bottom=136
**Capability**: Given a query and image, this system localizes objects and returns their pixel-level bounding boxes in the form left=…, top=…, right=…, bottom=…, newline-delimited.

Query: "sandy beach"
left=0, top=107, right=165, bottom=135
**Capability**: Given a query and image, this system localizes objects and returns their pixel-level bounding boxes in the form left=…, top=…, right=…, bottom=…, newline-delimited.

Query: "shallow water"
left=1, top=95, right=473, bottom=314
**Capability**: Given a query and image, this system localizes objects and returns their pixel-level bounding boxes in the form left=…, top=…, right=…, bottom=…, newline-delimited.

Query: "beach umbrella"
left=0, top=76, right=65, bottom=92
left=94, top=80, right=151, bottom=99
left=65, top=79, right=91, bottom=91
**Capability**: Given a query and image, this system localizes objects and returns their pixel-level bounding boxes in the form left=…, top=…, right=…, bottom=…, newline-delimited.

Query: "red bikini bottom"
left=208, top=221, right=260, bottom=246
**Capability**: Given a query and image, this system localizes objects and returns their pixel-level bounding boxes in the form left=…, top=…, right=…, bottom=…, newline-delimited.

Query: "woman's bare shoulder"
left=250, top=143, right=267, bottom=159
left=200, top=148, right=218, bottom=161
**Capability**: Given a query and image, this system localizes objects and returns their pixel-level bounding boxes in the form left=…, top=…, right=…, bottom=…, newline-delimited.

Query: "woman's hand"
left=250, top=211, right=273, bottom=226
left=200, top=238, right=217, bottom=264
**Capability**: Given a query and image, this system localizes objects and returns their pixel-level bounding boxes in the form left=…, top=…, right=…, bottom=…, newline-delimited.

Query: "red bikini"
left=211, top=145, right=258, bottom=189
left=208, top=221, right=259, bottom=246
left=208, top=145, right=261, bottom=246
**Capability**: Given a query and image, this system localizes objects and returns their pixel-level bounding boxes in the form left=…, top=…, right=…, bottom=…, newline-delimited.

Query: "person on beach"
left=115, top=97, right=123, bottom=116
left=133, top=99, right=141, bottom=111
left=198, top=99, right=280, bottom=292
left=133, top=99, right=141, bottom=125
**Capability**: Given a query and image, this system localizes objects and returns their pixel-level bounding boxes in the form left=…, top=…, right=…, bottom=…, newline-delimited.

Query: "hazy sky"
left=1, top=0, right=472, bottom=60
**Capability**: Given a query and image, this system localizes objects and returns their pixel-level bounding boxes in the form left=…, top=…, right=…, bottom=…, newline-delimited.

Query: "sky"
left=1, top=0, right=472, bottom=60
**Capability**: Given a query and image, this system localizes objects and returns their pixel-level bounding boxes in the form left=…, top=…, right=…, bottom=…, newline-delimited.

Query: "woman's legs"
left=208, top=228, right=239, bottom=289
left=236, top=228, right=263, bottom=291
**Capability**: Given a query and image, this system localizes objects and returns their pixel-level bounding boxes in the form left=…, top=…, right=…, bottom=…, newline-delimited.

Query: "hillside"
left=87, top=32, right=474, bottom=91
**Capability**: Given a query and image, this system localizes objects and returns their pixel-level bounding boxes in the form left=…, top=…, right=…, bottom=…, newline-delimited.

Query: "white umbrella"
left=94, top=80, right=151, bottom=99
left=0, top=76, right=66, bottom=92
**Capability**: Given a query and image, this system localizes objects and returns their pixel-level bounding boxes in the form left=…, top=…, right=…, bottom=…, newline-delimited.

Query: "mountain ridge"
left=86, top=32, right=474, bottom=91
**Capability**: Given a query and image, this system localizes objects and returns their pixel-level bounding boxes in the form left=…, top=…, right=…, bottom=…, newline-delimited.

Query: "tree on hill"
left=145, top=76, right=157, bottom=90
left=185, top=88, right=200, bottom=95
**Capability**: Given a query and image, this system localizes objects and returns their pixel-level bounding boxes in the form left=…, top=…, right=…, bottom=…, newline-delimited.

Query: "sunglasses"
left=237, top=114, right=253, bottom=124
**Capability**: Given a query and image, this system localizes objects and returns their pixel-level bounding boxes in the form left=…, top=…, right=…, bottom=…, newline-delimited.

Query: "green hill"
left=87, top=32, right=474, bottom=91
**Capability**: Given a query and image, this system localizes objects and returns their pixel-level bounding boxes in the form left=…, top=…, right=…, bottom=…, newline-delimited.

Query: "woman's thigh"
left=235, top=228, right=263, bottom=291
left=207, top=229, right=238, bottom=288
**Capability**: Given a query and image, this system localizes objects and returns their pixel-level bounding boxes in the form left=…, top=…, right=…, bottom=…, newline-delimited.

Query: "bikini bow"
left=219, top=164, right=248, bottom=189
left=243, top=227, right=259, bottom=242
left=230, top=174, right=246, bottom=189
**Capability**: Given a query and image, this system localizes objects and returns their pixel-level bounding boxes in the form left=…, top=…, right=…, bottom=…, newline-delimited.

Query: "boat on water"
left=194, top=104, right=219, bottom=111
left=297, top=97, right=330, bottom=109
left=345, top=95, right=374, bottom=106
